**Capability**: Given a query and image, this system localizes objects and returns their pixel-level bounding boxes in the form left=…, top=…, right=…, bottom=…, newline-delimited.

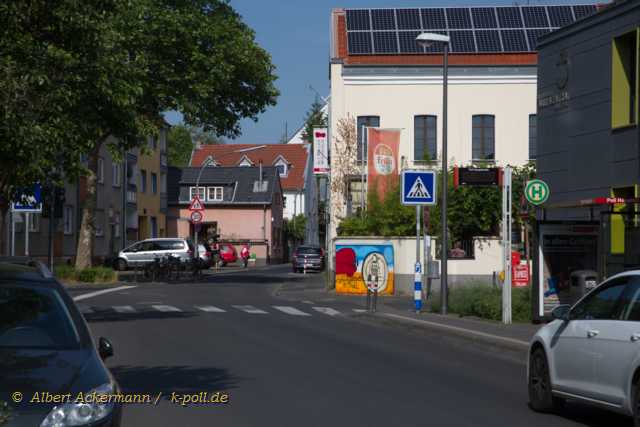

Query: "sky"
left=164, top=0, right=601, bottom=145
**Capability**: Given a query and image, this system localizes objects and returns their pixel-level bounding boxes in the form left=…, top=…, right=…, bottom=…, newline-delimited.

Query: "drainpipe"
left=263, top=203, right=268, bottom=264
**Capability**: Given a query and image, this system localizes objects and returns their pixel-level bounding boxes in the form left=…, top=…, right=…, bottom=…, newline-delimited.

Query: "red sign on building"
left=512, top=264, right=530, bottom=287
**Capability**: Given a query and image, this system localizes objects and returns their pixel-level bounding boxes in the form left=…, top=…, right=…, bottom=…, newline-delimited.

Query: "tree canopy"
left=300, top=96, right=328, bottom=145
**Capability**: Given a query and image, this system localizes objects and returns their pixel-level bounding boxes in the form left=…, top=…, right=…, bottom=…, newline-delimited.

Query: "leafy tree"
left=0, top=0, right=278, bottom=267
left=300, top=96, right=328, bottom=145
left=284, top=214, right=306, bottom=243
left=167, top=125, right=194, bottom=167
left=191, top=127, right=224, bottom=146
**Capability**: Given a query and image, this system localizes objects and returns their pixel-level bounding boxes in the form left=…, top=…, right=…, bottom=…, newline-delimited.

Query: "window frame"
left=189, top=186, right=206, bottom=200
left=207, top=186, right=223, bottom=202
left=472, top=114, right=496, bottom=162
left=140, top=169, right=147, bottom=193
left=112, top=163, right=121, bottom=187
left=151, top=173, right=158, bottom=195
left=528, top=114, right=537, bottom=161
left=97, top=157, right=104, bottom=184
left=414, top=115, right=438, bottom=162
left=356, top=116, right=381, bottom=163
left=63, top=205, right=73, bottom=235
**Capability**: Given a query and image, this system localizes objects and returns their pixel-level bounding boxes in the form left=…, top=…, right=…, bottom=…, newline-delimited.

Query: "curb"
left=374, top=312, right=530, bottom=352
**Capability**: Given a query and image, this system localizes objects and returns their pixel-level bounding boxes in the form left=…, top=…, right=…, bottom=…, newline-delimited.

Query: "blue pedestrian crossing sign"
left=401, top=170, right=436, bottom=205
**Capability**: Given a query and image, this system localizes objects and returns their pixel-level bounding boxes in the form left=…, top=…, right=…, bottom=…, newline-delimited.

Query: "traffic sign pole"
left=415, top=205, right=422, bottom=313
left=502, top=166, right=512, bottom=324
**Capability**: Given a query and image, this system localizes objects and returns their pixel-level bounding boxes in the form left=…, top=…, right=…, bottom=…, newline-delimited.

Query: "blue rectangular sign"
left=401, top=170, right=437, bottom=205
left=12, top=184, right=43, bottom=212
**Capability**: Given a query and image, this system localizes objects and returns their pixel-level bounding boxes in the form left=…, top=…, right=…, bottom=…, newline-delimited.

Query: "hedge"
left=54, top=265, right=116, bottom=284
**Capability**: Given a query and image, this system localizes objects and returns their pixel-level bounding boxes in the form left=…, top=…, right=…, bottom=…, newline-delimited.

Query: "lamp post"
left=192, top=145, right=268, bottom=261
left=416, top=33, right=450, bottom=315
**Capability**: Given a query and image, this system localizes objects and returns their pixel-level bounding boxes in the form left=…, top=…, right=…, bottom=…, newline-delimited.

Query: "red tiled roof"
left=332, top=10, right=537, bottom=66
left=190, top=144, right=309, bottom=191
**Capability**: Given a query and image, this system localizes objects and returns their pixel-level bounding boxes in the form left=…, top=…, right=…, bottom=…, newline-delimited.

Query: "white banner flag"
left=313, top=127, right=329, bottom=174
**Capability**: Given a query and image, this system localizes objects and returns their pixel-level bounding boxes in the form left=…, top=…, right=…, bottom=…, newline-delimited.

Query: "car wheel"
left=529, top=348, right=564, bottom=412
left=633, top=381, right=640, bottom=427
left=116, top=258, right=128, bottom=271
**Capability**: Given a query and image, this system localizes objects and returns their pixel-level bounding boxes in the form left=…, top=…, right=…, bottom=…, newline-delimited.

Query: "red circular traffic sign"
left=190, top=210, right=203, bottom=224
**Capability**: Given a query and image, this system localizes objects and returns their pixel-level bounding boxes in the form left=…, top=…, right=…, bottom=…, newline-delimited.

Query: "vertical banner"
left=313, top=127, right=329, bottom=174
left=367, top=128, right=400, bottom=199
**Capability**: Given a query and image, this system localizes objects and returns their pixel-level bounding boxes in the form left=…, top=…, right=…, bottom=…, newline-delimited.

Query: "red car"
left=218, top=243, right=238, bottom=266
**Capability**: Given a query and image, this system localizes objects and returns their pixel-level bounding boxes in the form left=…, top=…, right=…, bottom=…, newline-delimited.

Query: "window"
left=160, top=130, right=167, bottom=151
left=616, top=277, right=640, bottom=321
left=276, top=163, right=287, bottom=177
left=94, top=211, right=104, bottom=237
left=151, top=173, right=158, bottom=194
left=414, top=115, right=437, bottom=162
left=114, top=213, right=120, bottom=238
left=238, top=156, right=253, bottom=166
left=97, top=158, right=104, bottom=184
left=160, top=172, right=167, bottom=193
left=208, top=187, right=223, bottom=201
left=347, top=179, right=365, bottom=216
left=190, top=187, right=205, bottom=200
left=472, top=115, right=495, bottom=161
left=112, top=163, right=121, bottom=187
left=28, top=213, right=40, bottom=232
left=140, top=170, right=147, bottom=192
left=612, top=30, right=638, bottom=128
left=63, top=206, right=73, bottom=235
left=529, top=114, right=537, bottom=160
left=357, top=116, right=380, bottom=162
left=570, top=279, right=627, bottom=320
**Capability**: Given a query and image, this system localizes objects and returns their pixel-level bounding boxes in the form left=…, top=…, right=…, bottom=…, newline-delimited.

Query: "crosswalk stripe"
left=232, top=305, right=268, bottom=314
left=353, top=309, right=367, bottom=313
left=151, top=305, right=182, bottom=312
left=113, top=305, right=136, bottom=313
left=312, top=307, right=341, bottom=316
left=195, top=305, right=226, bottom=313
left=272, top=306, right=311, bottom=316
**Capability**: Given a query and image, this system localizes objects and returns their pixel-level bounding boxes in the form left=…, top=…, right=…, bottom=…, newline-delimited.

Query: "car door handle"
left=631, top=333, right=640, bottom=342
left=587, top=329, right=599, bottom=338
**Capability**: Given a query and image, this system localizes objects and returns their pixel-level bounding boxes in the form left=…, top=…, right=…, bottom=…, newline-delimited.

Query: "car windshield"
left=0, top=286, right=80, bottom=349
left=297, top=247, right=321, bottom=255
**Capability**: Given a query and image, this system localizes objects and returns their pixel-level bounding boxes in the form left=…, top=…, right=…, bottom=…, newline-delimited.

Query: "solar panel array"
left=345, top=5, right=598, bottom=55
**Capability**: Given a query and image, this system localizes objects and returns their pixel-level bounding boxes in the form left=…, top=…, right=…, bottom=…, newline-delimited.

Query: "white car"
left=528, top=270, right=640, bottom=425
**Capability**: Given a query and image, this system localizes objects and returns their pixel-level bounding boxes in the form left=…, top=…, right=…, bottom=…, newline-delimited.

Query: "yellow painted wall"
left=137, top=137, right=166, bottom=238
left=336, top=272, right=395, bottom=295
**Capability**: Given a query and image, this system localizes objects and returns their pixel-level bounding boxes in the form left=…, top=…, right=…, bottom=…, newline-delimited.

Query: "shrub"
left=427, top=285, right=531, bottom=323
left=54, top=265, right=77, bottom=280
left=55, top=265, right=116, bottom=283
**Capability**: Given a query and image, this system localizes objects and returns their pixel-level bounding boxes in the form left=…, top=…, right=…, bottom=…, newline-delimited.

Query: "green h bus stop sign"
left=525, top=179, right=550, bottom=205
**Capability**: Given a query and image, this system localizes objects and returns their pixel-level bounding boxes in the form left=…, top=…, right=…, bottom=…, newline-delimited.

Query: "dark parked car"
left=292, top=246, right=325, bottom=273
left=0, top=257, right=121, bottom=427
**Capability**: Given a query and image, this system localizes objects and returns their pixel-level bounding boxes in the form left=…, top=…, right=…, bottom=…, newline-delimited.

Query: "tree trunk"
left=75, top=143, right=102, bottom=270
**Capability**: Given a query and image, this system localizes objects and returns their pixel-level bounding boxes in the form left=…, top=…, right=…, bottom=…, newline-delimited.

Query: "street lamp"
left=416, top=32, right=450, bottom=315
left=192, top=145, right=268, bottom=261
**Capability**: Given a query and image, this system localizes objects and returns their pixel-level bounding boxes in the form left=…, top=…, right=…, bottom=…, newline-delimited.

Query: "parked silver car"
left=528, top=270, right=640, bottom=423
left=116, top=238, right=194, bottom=271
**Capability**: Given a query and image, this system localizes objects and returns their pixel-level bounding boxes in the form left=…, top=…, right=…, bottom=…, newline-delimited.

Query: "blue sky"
left=164, top=0, right=601, bottom=144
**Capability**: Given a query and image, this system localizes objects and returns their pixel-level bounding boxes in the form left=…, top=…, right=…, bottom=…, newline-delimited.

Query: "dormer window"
left=273, top=156, right=289, bottom=177
left=238, top=155, right=253, bottom=167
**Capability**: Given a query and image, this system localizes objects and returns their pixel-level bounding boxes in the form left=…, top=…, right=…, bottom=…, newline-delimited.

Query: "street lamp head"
left=416, top=33, right=451, bottom=48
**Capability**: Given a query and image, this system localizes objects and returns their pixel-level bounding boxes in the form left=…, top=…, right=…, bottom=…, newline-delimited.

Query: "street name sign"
left=401, top=170, right=436, bottom=205
left=11, top=184, right=43, bottom=213
left=188, top=196, right=204, bottom=211
left=525, top=179, right=550, bottom=206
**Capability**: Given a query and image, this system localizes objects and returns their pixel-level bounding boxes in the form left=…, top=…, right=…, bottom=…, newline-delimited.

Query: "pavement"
left=65, top=265, right=631, bottom=427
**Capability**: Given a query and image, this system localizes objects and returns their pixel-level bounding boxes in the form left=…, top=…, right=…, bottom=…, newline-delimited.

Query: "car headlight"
left=40, top=383, right=114, bottom=427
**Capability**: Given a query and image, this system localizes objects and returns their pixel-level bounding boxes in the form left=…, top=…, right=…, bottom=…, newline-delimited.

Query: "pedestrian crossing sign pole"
left=401, top=170, right=437, bottom=313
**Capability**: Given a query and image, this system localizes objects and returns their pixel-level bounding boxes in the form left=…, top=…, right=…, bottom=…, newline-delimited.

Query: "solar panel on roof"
left=346, top=9, right=370, bottom=31
left=526, top=28, right=551, bottom=51
left=471, top=8, right=497, bottom=29
left=548, top=6, right=574, bottom=27
left=347, top=32, right=372, bottom=54
left=573, top=5, right=597, bottom=21
left=396, top=9, right=421, bottom=30
left=475, top=30, right=502, bottom=53
left=496, top=7, right=523, bottom=28
left=371, top=9, right=396, bottom=31
left=373, top=31, right=398, bottom=53
left=522, top=6, right=549, bottom=28
left=421, top=8, right=446, bottom=29
left=446, top=8, right=472, bottom=29
left=500, top=29, right=528, bottom=52
left=398, top=31, right=423, bottom=53
left=450, top=30, right=476, bottom=53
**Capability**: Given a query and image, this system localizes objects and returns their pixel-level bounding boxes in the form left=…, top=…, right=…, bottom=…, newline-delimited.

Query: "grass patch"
left=429, top=285, right=531, bottom=323
left=54, top=265, right=117, bottom=284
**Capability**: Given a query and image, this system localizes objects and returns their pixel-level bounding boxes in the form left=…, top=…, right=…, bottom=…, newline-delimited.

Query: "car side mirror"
left=551, top=304, right=571, bottom=322
left=98, top=337, right=114, bottom=360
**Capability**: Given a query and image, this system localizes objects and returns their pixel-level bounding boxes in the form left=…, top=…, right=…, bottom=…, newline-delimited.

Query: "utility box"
left=426, top=260, right=440, bottom=279
left=569, top=270, right=598, bottom=303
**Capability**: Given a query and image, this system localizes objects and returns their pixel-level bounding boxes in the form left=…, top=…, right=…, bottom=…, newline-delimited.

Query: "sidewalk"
left=277, top=275, right=542, bottom=351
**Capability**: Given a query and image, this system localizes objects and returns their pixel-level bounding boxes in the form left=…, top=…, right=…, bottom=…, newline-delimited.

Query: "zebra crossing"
left=78, top=303, right=358, bottom=318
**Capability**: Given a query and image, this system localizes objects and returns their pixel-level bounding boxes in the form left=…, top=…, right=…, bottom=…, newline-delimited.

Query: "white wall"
left=283, top=191, right=305, bottom=220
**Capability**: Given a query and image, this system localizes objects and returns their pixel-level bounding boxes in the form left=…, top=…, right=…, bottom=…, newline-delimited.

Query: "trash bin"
left=569, top=270, right=598, bottom=303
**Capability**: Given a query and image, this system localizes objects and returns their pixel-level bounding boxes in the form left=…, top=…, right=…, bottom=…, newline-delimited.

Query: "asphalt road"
left=70, top=265, right=631, bottom=427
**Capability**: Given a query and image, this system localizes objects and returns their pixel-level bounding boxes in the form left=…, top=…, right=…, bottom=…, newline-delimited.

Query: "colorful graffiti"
left=335, top=243, right=394, bottom=295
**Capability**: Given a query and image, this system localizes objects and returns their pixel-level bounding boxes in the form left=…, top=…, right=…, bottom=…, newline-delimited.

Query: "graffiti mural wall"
left=335, top=242, right=394, bottom=295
